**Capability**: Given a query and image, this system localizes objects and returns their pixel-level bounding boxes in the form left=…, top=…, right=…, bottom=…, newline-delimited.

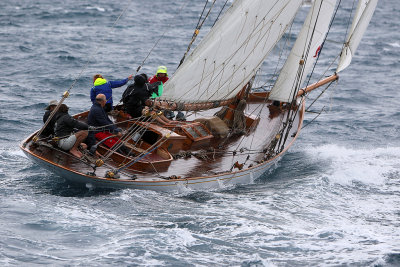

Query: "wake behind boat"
left=20, top=0, right=378, bottom=192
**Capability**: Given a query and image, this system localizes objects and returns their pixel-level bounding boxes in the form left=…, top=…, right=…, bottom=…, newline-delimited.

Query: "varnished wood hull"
left=21, top=147, right=279, bottom=192
left=20, top=101, right=305, bottom=192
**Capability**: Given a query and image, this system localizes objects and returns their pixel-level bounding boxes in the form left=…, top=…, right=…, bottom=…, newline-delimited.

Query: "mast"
left=269, top=0, right=338, bottom=103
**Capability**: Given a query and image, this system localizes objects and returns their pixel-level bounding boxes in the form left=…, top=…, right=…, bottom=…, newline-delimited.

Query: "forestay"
left=336, top=0, right=378, bottom=73
left=162, top=0, right=303, bottom=104
left=269, top=0, right=337, bottom=103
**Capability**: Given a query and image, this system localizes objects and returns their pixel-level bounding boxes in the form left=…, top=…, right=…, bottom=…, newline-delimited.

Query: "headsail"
left=336, top=0, right=378, bottom=73
left=161, top=0, right=303, bottom=104
left=268, top=0, right=337, bottom=103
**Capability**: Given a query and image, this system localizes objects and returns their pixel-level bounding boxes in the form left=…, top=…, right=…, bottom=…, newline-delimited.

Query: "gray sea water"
left=1, top=0, right=399, bottom=266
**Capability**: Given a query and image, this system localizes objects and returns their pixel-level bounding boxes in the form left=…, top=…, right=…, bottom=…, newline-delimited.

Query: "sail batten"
left=162, top=0, right=303, bottom=104
left=336, top=0, right=378, bottom=73
left=269, top=0, right=338, bottom=103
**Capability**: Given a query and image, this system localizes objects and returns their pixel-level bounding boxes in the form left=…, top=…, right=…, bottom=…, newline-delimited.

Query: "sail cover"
left=161, top=0, right=303, bottom=103
left=269, top=0, right=337, bottom=103
left=336, top=0, right=378, bottom=73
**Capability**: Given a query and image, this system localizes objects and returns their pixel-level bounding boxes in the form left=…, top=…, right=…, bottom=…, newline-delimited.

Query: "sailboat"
left=20, top=0, right=378, bottom=192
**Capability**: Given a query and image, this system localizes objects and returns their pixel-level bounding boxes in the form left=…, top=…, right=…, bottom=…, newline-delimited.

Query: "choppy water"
left=1, top=0, right=399, bottom=266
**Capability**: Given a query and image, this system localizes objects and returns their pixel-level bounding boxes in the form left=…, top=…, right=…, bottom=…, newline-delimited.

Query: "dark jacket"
left=54, top=112, right=89, bottom=137
left=41, top=110, right=58, bottom=137
left=122, top=75, right=160, bottom=118
left=90, top=77, right=129, bottom=106
left=88, top=102, right=119, bottom=133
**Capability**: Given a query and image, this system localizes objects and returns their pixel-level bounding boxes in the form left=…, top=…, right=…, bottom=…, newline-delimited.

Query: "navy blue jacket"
left=87, top=102, right=120, bottom=133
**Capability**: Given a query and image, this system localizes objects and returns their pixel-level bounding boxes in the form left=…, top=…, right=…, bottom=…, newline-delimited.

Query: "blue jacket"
left=90, top=77, right=129, bottom=106
left=87, top=102, right=120, bottom=133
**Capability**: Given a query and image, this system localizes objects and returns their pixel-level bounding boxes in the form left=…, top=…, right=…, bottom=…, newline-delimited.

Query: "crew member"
left=122, top=74, right=160, bottom=118
left=41, top=100, right=58, bottom=137
left=54, top=104, right=91, bottom=158
left=87, top=94, right=122, bottom=150
left=90, top=73, right=133, bottom=112
left=148, top=66, right=169, bottom=84
left=148, top=66, right=184, bottom=120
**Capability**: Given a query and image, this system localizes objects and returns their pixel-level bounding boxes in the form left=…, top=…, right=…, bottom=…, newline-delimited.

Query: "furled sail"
left=336, top=0, right=378, bottom=73
left=268, top=0, right=337, bottom=103
left=161, top=0, right=303, bottom=104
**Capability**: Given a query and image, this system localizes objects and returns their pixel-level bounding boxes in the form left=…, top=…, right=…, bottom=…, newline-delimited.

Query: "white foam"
left=10, top=149, right=26, bottom=157
left=389, top=42, right=400, bottom=48
left=141, top=252, right=165, bottom=266
left=171, top=228, right=197, bottom=247
left=86, top=6, right=106, bottom=12
left=1, top=148, right=27, bottom=159
left=306, top=144, right=400, bottom=185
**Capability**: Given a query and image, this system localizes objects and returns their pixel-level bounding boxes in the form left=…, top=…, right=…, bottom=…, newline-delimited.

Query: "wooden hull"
left=20, top=101, right=305, bottom=192
left=21, top=147, right=279, bottom=192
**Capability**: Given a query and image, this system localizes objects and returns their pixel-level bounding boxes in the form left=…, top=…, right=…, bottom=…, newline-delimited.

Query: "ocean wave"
left=18, top=45, right=32, bottom=53
left=85, top=6, right=106, bottom=12
left=305, top=144, right=400, bottom=185
left=37, top=9, right=110, bottom=20
left=370, top=253, right=400, bottom=267
left=388, top=42, right=400, bottom=48
left=57, top=54, right=78, bottom=62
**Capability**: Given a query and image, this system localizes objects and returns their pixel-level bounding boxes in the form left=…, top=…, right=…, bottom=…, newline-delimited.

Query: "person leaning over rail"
left=90, top=73, right=133, bottom=113
left=122, top=74, right=160, bottom=118
left=87, top=93, right=122, bottom=150
left=41, top=100, right=59, bottom=138
left=148, top=65, right=185, bottom=120
left=54, top=104, right=94, bottom=158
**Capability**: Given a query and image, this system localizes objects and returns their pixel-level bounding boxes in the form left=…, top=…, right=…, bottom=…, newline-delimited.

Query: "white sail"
left=269, top=0, right=337, bottom=103
left=161, top=0, right=303, bottom=103
left=336, top=0, right=378, bottom=73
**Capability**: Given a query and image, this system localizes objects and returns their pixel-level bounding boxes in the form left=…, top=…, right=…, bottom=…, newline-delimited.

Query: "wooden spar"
left=150, top=98, right=234, bottom=112
left=150, top=74, right=339, bottom=111
left=150, top=80, right=253, bottom=112
left=149, top=74, right=338, bottom=112
left=297, top=73, right=339, bottom=97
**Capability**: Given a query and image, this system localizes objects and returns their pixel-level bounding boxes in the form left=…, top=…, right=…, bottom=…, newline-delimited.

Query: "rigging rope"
left=34, top=0, right=135, bottom=141
left=178, top=0, right=217, bottom=67
left=273, top=0, right=345, bottom=154
left=169, top=2, right=295, bottom=105
left=135, top=0, right=190, bottom=73
left=212, top=0, right=229, bottom=27
left=303, top=0, right=343, bottom=90
left=284, top=0, right=352, bottom=135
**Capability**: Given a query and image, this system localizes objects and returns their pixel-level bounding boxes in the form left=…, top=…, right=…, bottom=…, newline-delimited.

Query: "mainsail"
left=161, top=0, right=303, bottom=104
left=336, top=0, right=378, bottom=73
left=268, top=0, right=337, bottom=103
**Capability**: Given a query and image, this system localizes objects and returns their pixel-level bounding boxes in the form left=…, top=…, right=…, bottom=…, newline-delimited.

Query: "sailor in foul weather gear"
left=148, top=65, right=169, bottom=84
left=90, top=73, right=133, bottom=112
left=122, top=74, right=160, bottom=118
